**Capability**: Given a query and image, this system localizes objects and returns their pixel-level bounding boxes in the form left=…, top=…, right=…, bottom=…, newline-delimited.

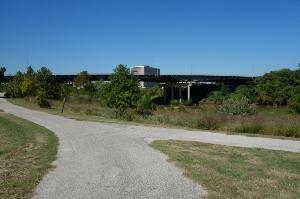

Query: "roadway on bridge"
left=0, top=98, right=299, bottom=198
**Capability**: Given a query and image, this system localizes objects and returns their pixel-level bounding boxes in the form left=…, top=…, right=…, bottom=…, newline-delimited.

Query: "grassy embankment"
left=0, top=111, right=58, bottom=199
left=151, top=140, right=300, bottom=199
left=8, top=97, right=300, bottom=138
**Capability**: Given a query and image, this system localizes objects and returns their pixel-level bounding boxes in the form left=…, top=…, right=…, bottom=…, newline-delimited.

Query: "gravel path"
left=1, top=98, right=300, bottom=199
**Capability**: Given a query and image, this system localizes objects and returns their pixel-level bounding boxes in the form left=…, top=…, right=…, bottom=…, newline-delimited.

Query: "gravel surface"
left=1, top=98, right=300, bottom=199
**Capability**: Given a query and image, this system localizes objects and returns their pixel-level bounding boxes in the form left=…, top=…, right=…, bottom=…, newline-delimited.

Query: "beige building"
left=130, top=65, right=160, bottom=76
left=130, top=65, right=160, bottom=88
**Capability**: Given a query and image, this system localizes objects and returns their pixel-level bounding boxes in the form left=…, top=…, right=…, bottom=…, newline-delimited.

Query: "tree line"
left=1, top=64, right=300, bottom=115
left=204, top=67, right=300, bottom=114
left=1, top=64, right=162, bottom=115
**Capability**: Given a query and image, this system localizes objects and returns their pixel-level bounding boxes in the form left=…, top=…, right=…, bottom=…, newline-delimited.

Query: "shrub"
left=137, top=94, right=156, bottom=114
left=235, top=123, right=264, bottom=134
left=219, top=96, right=256, bottom=115
left=37, top=91, right=51, bottom=108
left=84, top=109, right=94, bottom=115
left=122, top=109, right=137, bottom=121
left=276, top=123, right=300, bottom=137
left=204, top=85, right=230, bottom=104
left=177, top=106, right=187, bottom=112
left=181, top=99, right=193, bottom=106
left=170, top=99, right=179, bottom=106
left=36, top=67, right=60, bottom=99
left=255, top=68, right=299, bottom=105
left=4, top=71, right=24, bottom=98
left=100, top=64, right=141, bottom=115
left=195, top=116, right=219, bottom=130
left=289, top=91, right=300, bottom=114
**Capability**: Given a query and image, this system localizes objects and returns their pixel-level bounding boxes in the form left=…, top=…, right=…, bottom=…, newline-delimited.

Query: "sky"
left=0, top=0, right=300, bottom=76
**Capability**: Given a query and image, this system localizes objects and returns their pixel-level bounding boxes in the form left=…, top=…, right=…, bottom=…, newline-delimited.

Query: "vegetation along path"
left=1, top=98, right=300, bottom=199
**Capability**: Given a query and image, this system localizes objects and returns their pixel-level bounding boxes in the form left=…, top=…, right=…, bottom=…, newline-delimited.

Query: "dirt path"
left=1, top=98, right=299, bottom=198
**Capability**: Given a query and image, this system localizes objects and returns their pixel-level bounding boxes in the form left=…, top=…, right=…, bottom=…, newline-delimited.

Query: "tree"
left=60, top=83, right=72, bottom=112
left=21, top=66, right=37, bottom=101
left=255, top=68, right=299, bottom=105
left=36, top=67, right=59, bottom=99
left=204, top=85, right=230, bottom=104
left=233, top=84, right=257, bottom=103
left=137, top=87, right=163, bottom=114
left=289, top=86, right=300, bottom=114
left=74, top=71, right=90, bottom=89
left=0, top=67, right=6, bottom=85
left=5, top=71, right=24, bottom=97
left=101, top=64, right=141, bottom=116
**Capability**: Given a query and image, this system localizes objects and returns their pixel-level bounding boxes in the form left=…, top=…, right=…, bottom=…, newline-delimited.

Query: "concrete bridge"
left=55, top=74, right=254, bottom=102
left=49, top=74, right=253, bottom=84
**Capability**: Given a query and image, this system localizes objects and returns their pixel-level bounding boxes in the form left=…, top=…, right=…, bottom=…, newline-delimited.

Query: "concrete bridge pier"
left=179, top=85, right=182, bottom=102
left=187, top=83, right=192, bottom=100
left=171, top=84, right=174, bottom=100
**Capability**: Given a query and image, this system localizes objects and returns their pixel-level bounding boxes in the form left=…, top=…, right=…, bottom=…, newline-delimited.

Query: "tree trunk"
left=61, top=97, right=66, bottom=113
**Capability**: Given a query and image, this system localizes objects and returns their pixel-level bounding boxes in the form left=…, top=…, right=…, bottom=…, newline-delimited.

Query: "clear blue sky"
left=1, top=0, right=299, bottom=76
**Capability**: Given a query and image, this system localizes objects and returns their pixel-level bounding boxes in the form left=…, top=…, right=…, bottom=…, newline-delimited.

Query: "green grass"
left=151, top=140, right=300, bottom=199
left=7, top=97, right=300, bottom=138
left=0, top=112, right=58, bottom=199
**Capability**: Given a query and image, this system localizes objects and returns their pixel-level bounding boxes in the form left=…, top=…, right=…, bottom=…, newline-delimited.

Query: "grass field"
left=8, top=97, right=300, bottom=138
left=151, top=140, right=300, bottom=199
left=0, top=112, right=58, bottom=199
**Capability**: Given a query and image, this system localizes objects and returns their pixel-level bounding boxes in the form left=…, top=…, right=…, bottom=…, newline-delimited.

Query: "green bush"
left=121, top=109, right=137, bottom=121
left=195, top=116, right=219, bottom=130
left=255, top=68, right=299, bottom=105
left=289, top=94, right=300, bottom=114
left=137, top=94, right=156, bottom=114
left=37, top=91, right=51, bottom=108
left=219, top=96, right=256, bottom=115
left=181, top=99, right=193, bottom=106
left=235, top=123, right=264, bottom=134
left=170, top=99, right=179, bottom=106
left=100, top=64, right=141, bottom=115
left=276, top=123, right=300, bottom=137
left=204, top=85, right=230, bottom=104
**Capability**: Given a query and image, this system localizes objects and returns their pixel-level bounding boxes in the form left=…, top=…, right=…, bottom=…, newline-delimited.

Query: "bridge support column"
left=171, top=85, right=174, bottom=100
left=163, top=87, right=167, bottom=104
left=179, top=85, right=182, bottom=102
left=187, top=83, right=192, bottom=100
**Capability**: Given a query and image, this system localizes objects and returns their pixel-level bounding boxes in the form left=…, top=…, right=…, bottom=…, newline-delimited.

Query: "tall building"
left=130, top=65, right=160, bottom=88
left=130, top=65, right=160, bottom=76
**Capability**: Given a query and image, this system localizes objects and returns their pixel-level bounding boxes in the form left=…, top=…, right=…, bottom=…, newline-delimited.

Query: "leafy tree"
left=101, top=64, right=141, bottom=116
left=21, top=66, right=37, bottom=101
left=74, top=71, right=90, bottom=89
left=255, top=68, right=299, bottom=105
left=36, top=67, right=59, bottom=99
left=289, top=86, right=300, bottom=114
left=5, top=71, right=24, bottom=97
left=233, top=84, right=257, bottom=103
left=204, top=85, right=230, bottom=104
left=37, top=90, right=51, bottom=108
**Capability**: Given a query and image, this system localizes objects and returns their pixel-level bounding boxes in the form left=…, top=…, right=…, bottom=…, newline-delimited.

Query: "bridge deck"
left=5, top=74, right=254, bottom=84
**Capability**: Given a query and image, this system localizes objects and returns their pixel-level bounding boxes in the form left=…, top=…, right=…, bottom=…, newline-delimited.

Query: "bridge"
left=51, top=74, right=254, bottom=84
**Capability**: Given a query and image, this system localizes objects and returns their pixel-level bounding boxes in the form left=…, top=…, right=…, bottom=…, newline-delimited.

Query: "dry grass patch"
left=151, top=140, right=300, bottom=199
left=0, top=112, right=58, bottom=199
left=8, top=97, right=300, bottom=138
